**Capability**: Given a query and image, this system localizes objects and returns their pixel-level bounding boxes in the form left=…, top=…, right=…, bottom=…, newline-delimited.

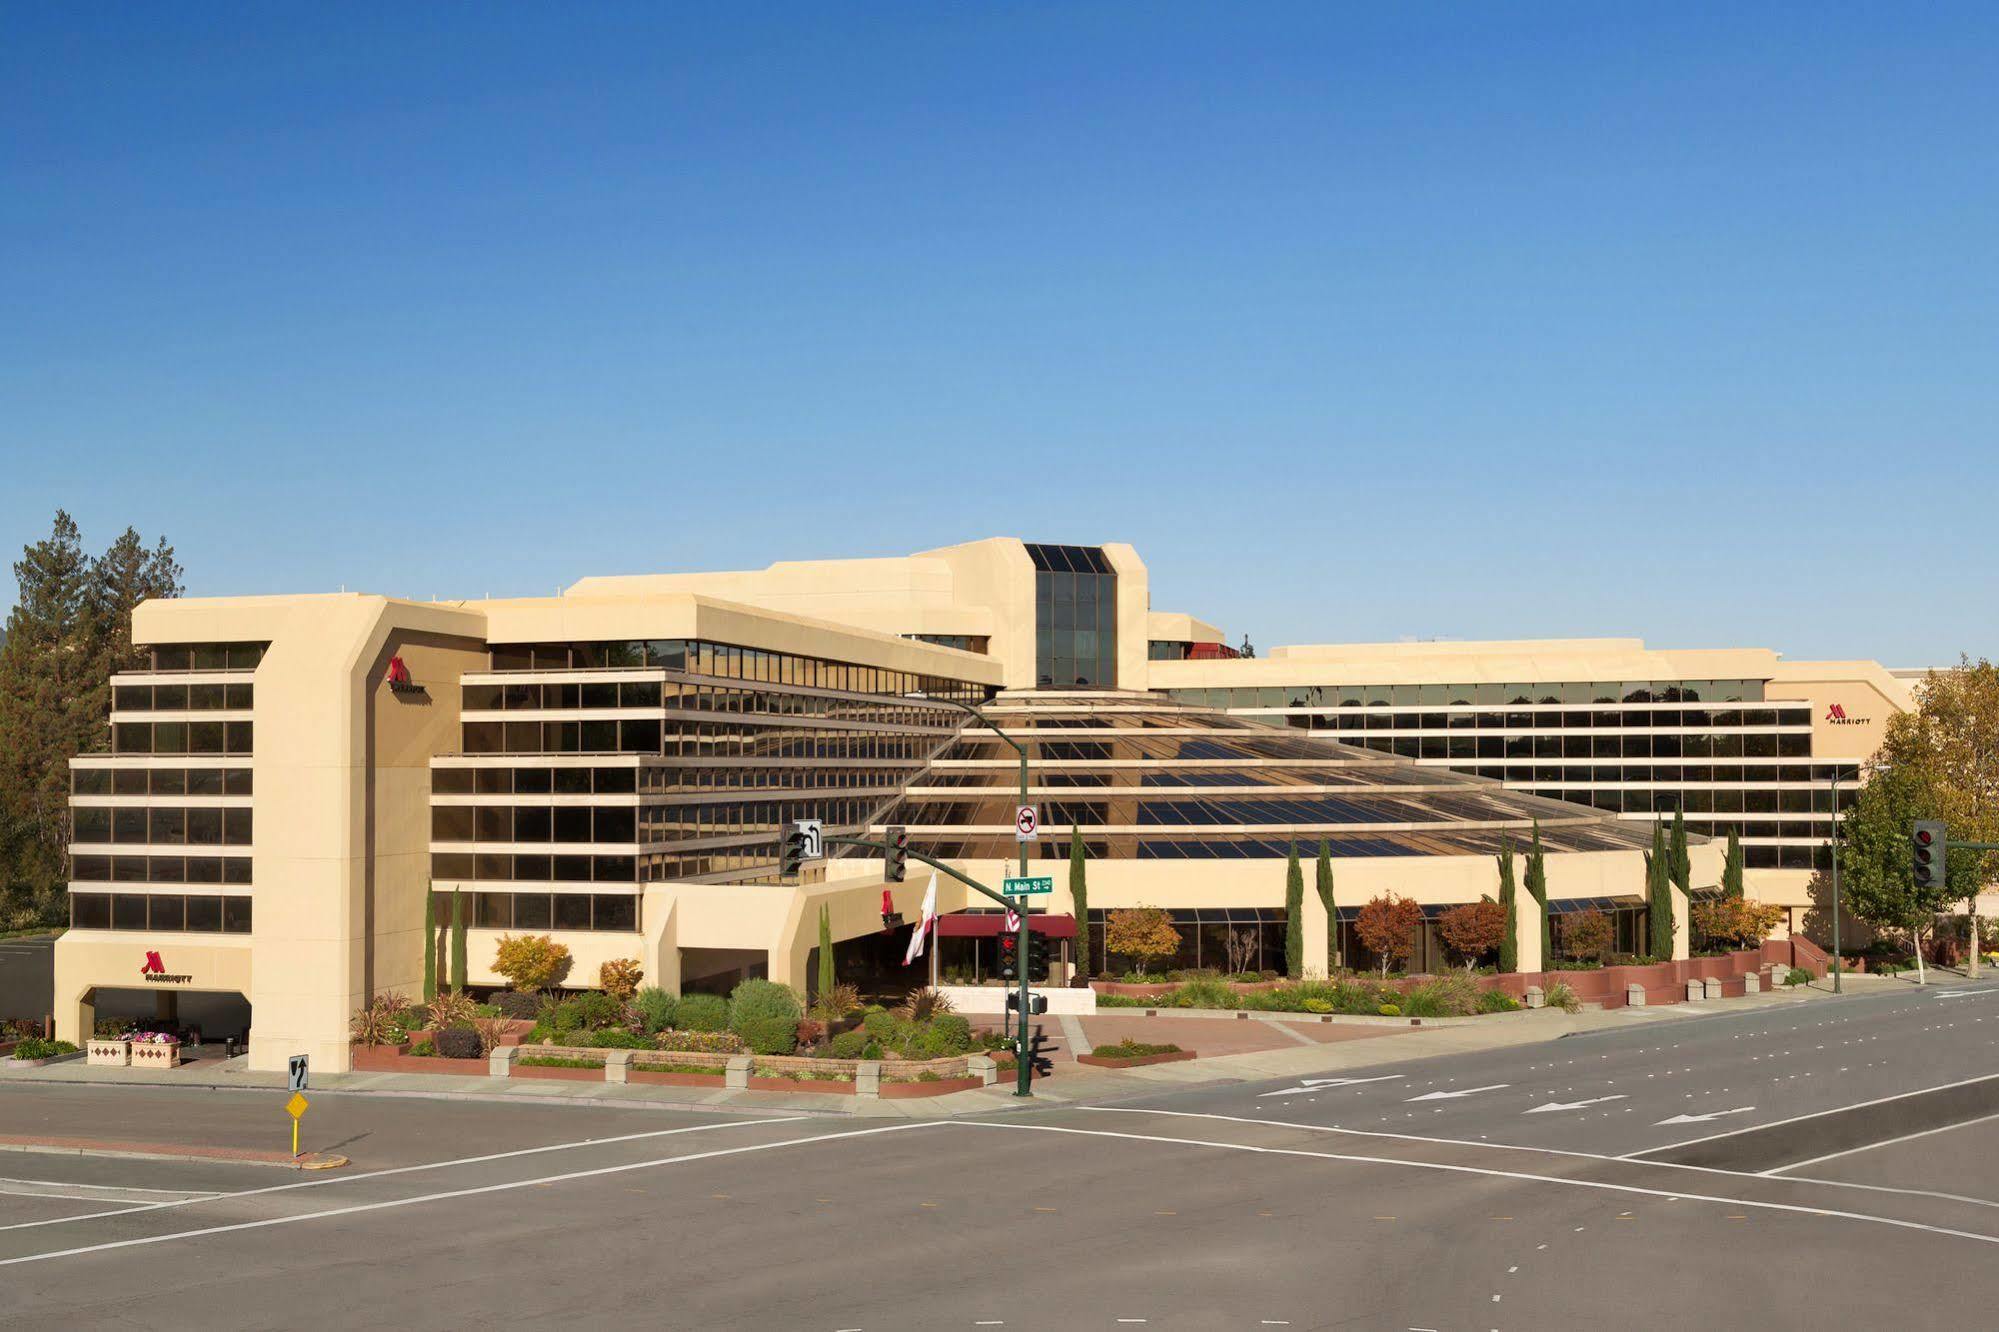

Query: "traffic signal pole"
left=823, top=834, right=1040, bottom=1097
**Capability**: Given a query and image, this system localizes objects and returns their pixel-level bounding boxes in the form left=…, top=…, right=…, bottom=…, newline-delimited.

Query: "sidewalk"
left=0, top=973, right=1912, bottom=1120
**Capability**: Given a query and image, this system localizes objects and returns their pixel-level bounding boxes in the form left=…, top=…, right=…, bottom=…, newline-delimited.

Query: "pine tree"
left=1647, top=820, right=1675, bottom=959
left=89, top=527, right=184, bottom=671
left=1722, top=829, right=1745, bottom=900
left=817, top=904, right=835, bottom=1000
left=1315, top=839, right=1338, bottom=973
left=422, top=893, right=438, bottom=1001
left=1496, top=836, right=1519, bottom=973
left=0, top=513, right=98, bottom=921
left=450, top=888, right=468, bottom=992
left=1283, top=840, right=1304, bottom=979
left=1524, top=821, right=1551, bottom=964
left=1068, top=826, right=1091, bottom=979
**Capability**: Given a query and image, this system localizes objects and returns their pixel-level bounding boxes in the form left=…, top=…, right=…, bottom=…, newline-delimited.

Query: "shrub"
left=518, top=1055, right=605, bottom=1069
left=1558, top=910, right=1615, bottom=966
left=490, top=990, right=540, bottom=1020
left=862, top=1008, right=906, bottom=1042
left=827, top=1029, right=868, bottom=1059
left=675, top=993, right=729, bottom=1032
left=726, top=979, right=803, bottom=1056
left=1402, top=973, right=1484, bottom=1017
left=632, top=987, right=677, bottom=1035
left=435, top=1028, right=481, bottom=1059
left=656, top=1029, right=744, bottom=1054
left=570, top=990, right=626, bottom=1031
left=471, top=1016, right=513, bottom=1055
left=1478, top=989, right=1521, bottom=1013
left=587, top=1028, right=652, bottom=1049
left=1377, top=1004, right=1401, bottom=1017
left=861, top=1040, right=886, bottom=1060
left=408, top=1038, right=437, bottom=1056
left=1356, top=894, right=1423, bottom=976
left=351, top=996, right=405, bottom=1046
left=894, top=987, right=954, bottom=1023
left=1091, top=1040, right=1182, bottom=1059
left=492, top=934, right=573, bottom=994
left=1544, top=982, right=1582, bottom=1013
left=1302, top=997, right=1334, bottom=1014
left=426, top=989, right=478, bottom=1032
left=810, top=982, right=861, bottom=1023
left=1168, top=977, right=1237, bottom=1010
left=796, top=1018, right=825, bottom=1047
left=913, top=1014, right=973, bottom=1058
left=12, top=1037, right=77, bottom=1060
left=1786, top=967, right=1812, bottom=987
left=599, top=958, right=644, bottom=1002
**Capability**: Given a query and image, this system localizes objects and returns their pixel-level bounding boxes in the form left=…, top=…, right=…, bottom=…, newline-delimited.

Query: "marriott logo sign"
left=140, top=950, right=193, bottom=984
left=1826, top=703, right=1865, bottom=725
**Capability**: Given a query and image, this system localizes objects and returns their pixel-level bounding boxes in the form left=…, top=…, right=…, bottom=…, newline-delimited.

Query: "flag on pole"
left=902, top=873, right=939, bottom=965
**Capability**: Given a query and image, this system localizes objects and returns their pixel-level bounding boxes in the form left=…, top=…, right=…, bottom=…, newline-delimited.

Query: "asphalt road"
left=2, top=982, right=1998, bottom=1329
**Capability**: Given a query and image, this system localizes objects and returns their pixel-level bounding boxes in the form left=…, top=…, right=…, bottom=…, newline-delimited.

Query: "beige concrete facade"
left=57, top=538, right=1908, bottom=1073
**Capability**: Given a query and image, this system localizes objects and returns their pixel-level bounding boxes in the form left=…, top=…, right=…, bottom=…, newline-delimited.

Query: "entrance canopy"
left=934, top=912, right=1076, bottom=940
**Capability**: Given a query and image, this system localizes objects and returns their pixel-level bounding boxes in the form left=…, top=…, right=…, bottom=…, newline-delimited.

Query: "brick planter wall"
left=513, top=1061, right=607, bottom=1082
left=880, top=1076, right=983, bottom=1098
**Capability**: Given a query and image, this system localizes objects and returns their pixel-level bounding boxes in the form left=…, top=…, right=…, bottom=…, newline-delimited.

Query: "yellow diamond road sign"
left=286, top=1092, right=309, bottom=1119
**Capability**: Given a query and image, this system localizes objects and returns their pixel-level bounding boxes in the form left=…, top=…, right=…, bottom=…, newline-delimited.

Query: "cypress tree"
left=817, top=904, right=835, bottom=1001
left=422, top=892, right=438, bottom=1001
left=1315, top=839, right=1338, bottom=973
left=1283, top=840, right=1304, bottom=979
left=1524, top=821, right=1551, bottom=964
left=1648, top=820, right=1675, bottom=959
left=450, top=888, right=468, bottom=992
left=1722, top=829, right=1745, bottom=900
left=1668, top=808, right=1692, bottom=898
left=1068, top=826, right=1091, bottom=979
left=1496, top=837, right=1519, bottom=973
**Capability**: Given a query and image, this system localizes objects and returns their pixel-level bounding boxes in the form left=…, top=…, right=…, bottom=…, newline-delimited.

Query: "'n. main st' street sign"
left=1002, top=876, right=1053, bottom=897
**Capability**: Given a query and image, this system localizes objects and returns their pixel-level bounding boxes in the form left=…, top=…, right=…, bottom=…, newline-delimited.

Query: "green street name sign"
left=1002, top=876, right=1054, bottom=897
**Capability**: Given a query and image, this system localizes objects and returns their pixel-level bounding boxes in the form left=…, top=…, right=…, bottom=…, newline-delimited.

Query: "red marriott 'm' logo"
left=1826, top=703, right=1862, bottom=724
left=385, top=655, right=425, bottom=696
left=140, top=951, right=165, bottom=977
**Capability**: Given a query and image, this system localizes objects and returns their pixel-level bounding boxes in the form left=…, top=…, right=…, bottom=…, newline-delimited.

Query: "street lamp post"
left=910, top=692, right=1035, bottom=1096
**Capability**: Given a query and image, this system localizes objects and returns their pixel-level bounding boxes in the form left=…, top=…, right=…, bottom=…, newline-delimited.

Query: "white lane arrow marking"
left=1524, top=1095, right=1628, bottom=1114
left=1404, top=1084, right=1511, bottom=1102
left=1654, top=1106, right=1757, bottom=1125
left=1934, top=988, right=1999, bottom=998
left=1257, top=1074, right=1405, bottom=1098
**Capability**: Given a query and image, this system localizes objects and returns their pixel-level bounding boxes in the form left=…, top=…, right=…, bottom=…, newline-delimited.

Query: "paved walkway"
left=1, top=973, right=1910, bottom=1121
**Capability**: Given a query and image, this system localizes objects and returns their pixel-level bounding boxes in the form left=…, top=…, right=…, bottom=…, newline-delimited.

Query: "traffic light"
left=997, top=932, right=1019, bottom=982
left=1005, top=991, right=1048, bottom=1015
left=885, top=826, right=907, bottom=882
left=1025, top=931, right=1050, bottom=980
left=1913, top=820, right=1947, bottom=891
left=779, top=825, right=808, bottom=878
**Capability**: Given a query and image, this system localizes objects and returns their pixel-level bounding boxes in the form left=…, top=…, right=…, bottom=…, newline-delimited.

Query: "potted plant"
left=87, top=1035, right=131, bottom=1066
left=129, top=1030, right=182, bottom=1068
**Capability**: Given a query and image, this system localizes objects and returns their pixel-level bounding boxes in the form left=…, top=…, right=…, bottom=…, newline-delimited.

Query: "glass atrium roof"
left=874, top=692, right=1670, bottom=862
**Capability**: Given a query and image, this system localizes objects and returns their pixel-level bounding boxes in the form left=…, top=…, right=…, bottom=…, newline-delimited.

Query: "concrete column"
left=1513, top=874, right=1544, bottom=975
left=856, top=1061, right=882, bottom=1100
left=1702, top=977, right=1723, bottom=1000
left=725, top=1054, right=752, bottom=1091
left=1685, top=978, right=1704, bottom=1002
left=155, top=991, right=179, bottom=1022
left=967, top=1054, right=998, bottom=1087
left=1522, top=985, right=1545, bottom=1009
left=1671, top=888, right=1691, bottom=962
left=605, top=1049, right=632, bottom=1084
left=488, top=1045, right=516, bottom=1078
left=1743, top=971, right=1760, bottom=995
left=1625, top=983, right=1646, bottom=1007
left=1302, top=879, right=1331, bottom=979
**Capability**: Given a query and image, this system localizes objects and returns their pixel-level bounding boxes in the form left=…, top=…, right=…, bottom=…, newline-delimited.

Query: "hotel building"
left=57, top=539, right=1907, bottom=1071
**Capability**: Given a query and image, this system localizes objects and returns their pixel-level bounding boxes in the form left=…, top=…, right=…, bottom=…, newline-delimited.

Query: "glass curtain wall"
left=1029, top=544, right=1118, bottom=688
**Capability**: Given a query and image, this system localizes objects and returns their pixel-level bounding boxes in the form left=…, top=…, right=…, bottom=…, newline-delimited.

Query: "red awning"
left=933, top=913, right=1076, bottom=940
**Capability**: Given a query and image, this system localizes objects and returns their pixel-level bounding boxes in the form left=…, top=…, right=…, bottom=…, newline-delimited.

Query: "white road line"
left=1762, top=1110, right=1999, bottom=1176
left=0, top=1115, right=807, bottom=1234
left=976, top=1121, right=1999, bottom=1247
left=1405, top=1084, right=1509, bottom=1102
left=0, top=1176, right=223, bottom=1198
left=0, top=1122, right=937, bottom=1268
left=1620, top=1071, right=1999, bottom=1159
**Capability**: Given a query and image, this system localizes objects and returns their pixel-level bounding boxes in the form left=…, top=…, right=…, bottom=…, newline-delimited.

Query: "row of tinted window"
left=460, top=892, right=638, bottom=931
left=432, top=805, right=636, bottom=844
left=903, top=634, right=989, bottom=653
left=1171, top=681, right=1768, bottom=708
left=485, top=639, right=985, bottom=703
left=112, top=722, right=254, bottom=756
left=431, top=852, right=636, bottom=883
left=1025, top=543, right=1114, bottom=574
left=1313, top=708, right=1808, bottom=730
left=69, top=892, right=251, bottom=932
left=73, top=807, right=252, bottom=846
left=113, top=683, right=253, bottom=712
left=460, top=720, right=948, bottom=761
left=1348, top=733, right=1812, bottom=760
left=71, top=856, right=253, bottom=885
left=434, top=766, right=636, bottom=795
left=1459, top=763, right=1855, bottom=786
left=74, top=767, right=254, bottom=796
left=142, top=643, right=267, bottom=672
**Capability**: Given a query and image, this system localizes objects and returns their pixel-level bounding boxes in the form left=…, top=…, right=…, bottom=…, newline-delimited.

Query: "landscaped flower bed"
left=1077, top=1041, right=1195, bottom=1069
left=128, top=1032, right=181, bottom=1068
left=5, top=1037, right=81, bottom=1068
left=513, top=1052, right=608, bottom=1082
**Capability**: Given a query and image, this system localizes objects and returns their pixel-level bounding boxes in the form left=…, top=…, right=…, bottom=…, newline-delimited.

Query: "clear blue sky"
left=3, top=3, right=1993, bottom=664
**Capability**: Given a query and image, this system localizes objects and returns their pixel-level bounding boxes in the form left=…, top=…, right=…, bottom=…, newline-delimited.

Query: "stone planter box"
left=880, top=1075, right=982, bottom=1099
left=87, top=1038, right=131, bottom=1067
left=1076, top=1048, right=1197, bottom=1069
left=129, top=1042, right=181, bottom=1069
